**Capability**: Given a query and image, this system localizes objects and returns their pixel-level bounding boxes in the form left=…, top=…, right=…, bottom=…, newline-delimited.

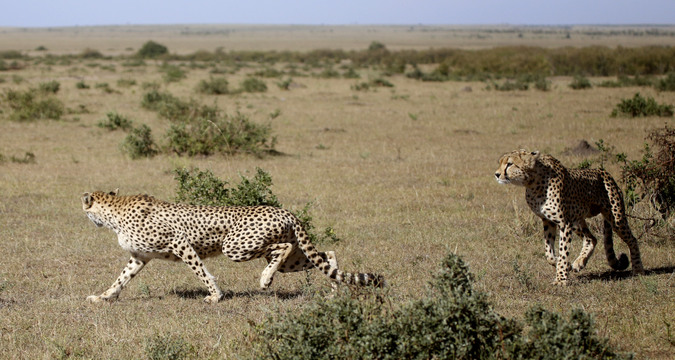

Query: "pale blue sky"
left=1, top=0, right=673, bottom=27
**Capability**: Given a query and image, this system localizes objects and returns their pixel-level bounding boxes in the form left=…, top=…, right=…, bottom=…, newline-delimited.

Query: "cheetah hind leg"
left=602, top=220, right=630, bottom=271
left=269, top=248, right=340, bottom=290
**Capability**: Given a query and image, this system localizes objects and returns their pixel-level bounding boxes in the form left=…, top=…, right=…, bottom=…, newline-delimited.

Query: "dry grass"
left=0, top=27, right=674, bottom=359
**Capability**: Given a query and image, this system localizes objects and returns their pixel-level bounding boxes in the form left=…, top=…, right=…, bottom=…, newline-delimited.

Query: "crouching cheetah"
left=494, top=150, right=644, bottom=286
left=82, top=189, right=383, bottom=303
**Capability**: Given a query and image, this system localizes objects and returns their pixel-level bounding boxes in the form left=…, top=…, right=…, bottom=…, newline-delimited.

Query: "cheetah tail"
left=603, top=220, right=630, bottom=271
left=294, top=223, right=385, bottom=287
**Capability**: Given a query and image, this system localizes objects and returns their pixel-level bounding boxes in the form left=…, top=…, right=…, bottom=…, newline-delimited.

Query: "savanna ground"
left=0, top=25, right=674, bottom=359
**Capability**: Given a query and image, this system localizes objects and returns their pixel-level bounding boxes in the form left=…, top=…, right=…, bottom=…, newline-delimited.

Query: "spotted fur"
left=82, top=190, right=383, bottom=303
left=495, top=150, right=644, bottom=286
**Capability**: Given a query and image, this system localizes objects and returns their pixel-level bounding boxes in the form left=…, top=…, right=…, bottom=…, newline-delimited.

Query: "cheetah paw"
left=553, top=279, right=568, bottom=287
left=203, top=293, right=223, bottom=304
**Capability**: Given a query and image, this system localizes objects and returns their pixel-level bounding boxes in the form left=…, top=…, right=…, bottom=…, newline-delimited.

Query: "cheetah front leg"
left=87, top=255, right=147, bottom=303
left=541, top=219, right=558, bottom=266
left=554, top=224, right=573, bottom=286
left=173, top=240, right=223, bottom=303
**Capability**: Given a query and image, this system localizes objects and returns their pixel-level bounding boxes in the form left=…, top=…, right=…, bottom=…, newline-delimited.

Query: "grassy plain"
left=0, top=26, right=674, bottom=359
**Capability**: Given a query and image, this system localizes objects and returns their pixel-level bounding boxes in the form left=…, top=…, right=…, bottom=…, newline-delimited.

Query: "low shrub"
left=655, top=73, right=675, bottom=92
left=250, top=252, right=630, bottom=359
left=137, top=41, right=168, bottom=59
left=196, top=77, right=229, bottom=95
left=145, top=334, right=194, bottom=360
left=3, top=88, right=64, bottom=121
left=161, top=64, right=186, bottom=83
left=174, top=167, right=280, bottom=207
left=569, top=75, right=592, bottom=89
left=120, top=124, right=158, bottom=159
left=619, top=125, right=675, bottom=216
left=165, top=110, right=274, bottom=156
left=38, top=80, right=60, bottom=94
left=239, top=77, right=267, bottom=93
left=75, top=81, right=90, bottom=89
left=97, top=111, right=133, bottom=131
left=610, top=92, right=673, bottom=117
left=173, top=167, right=341, bottom=246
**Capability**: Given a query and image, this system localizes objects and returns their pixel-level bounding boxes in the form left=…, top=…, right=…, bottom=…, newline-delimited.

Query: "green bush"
left=161, top=64, right=186, bottom=83
left=250, top=253, right=631, bottom=360
left=75, top=80, right=90, bottom=89
left=120, top=124, right=158, bottom=159
left=239, top=77, right=267, bottom=93
left=165, top=110, right=274, bottom=156
left=196, top=77, right=229, bottom=95
left=137, top=41, right=168, bottom=59
left=38, top=80, right=60, bottom=94
left=174, top=167, right=340, bottom=246
left=97, top=111, right=133, bottom=131
left=79, top=48, right=103, bottom=59
left=569, top=75, right=592, bottom=89
left=655, top=73, right=675, bottom=91
left=610, top=92, right=674, bottom=117
left=174, top=167, right=281, bottom=207
left=619, top=125, right=675, bottom=216
left=3, top=88, right=64, bottom=121
left=276, top=77, right=293, bottom=90
left=145, top=334, right=194, bottom=360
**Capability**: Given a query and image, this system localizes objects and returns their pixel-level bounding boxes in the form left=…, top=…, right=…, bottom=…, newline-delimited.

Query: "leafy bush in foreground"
left=250, top=253, right=631, bottom=359
left=610, top=93, right=673, bottom=118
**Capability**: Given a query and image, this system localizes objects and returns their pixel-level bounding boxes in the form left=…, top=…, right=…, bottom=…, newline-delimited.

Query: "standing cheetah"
left=82, top=190, right=383, bottom=303
left=494, top=150, right=644, bottom=285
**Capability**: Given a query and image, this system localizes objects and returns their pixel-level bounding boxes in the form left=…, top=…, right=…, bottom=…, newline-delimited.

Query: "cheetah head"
left=82, top=189, right=119, bottom=228
left=494, top=150, right=539, bottom=186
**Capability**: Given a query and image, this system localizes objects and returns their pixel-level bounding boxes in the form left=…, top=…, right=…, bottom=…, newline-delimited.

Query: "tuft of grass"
left=38, top=80, right=60, bottom=94
left=196, top=77, right=229, bottom=95
left=239, top=77, right=267, bottom=93
left=97, top=111, right=133, bottom=131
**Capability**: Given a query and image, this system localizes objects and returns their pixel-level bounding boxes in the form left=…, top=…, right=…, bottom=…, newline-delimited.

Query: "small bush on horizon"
left=137, top=41, right=168, bottom=59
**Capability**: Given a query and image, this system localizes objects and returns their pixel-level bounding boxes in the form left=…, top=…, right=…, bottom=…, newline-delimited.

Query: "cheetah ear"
left=530, top=150, right=540, bottom=159
left=109, top=188, right=119, bottom=196
left=82, top=192, right=93, bottom=207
